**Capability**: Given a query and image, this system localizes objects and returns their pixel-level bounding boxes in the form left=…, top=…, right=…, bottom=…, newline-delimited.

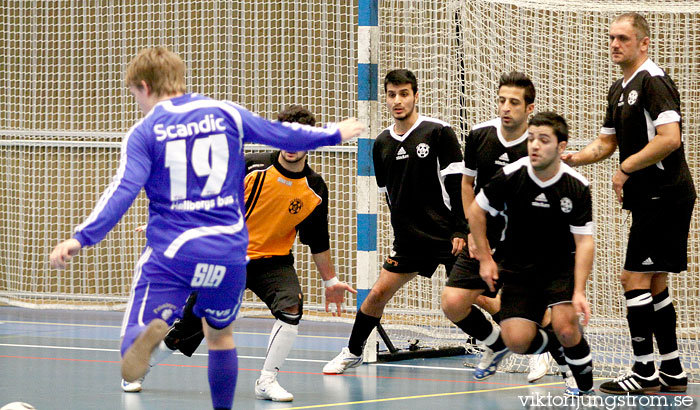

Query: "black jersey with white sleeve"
left=373, top=116, right=467, bottom=253
left=601, top=58, right=695, bottom=208
left=475, top=157, right=594, bottom=273
left=464, top=118, right=529, bottom=247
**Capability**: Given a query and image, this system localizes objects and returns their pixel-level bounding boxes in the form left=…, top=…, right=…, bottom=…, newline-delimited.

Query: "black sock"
left=625, top=289, right=655, bottom=377
left=454, top=307, right=505, bottom=352
left=524, top=326, right=565, bottom=369
left=348, top=309, right=381, bottom=356
left=564, top=337, right=593, bottom=392
left=541, top=325, right=568, bottom=368
left=490, top=311, right=502, bottom=324
left=652, top=288, right=683, bottom=375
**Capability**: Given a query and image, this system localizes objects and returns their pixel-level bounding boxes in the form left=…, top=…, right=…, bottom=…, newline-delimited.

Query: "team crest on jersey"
left=289, top=198, right=303, bottom=214
left=560, top=197, right=573, bottom=213
left=416, top=143, right=430, bottom=158
left=627, top=90, right=638, bottom=106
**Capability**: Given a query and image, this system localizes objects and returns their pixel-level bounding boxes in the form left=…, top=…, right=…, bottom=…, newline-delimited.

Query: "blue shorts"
left=120, top=247, right=246, bottom=355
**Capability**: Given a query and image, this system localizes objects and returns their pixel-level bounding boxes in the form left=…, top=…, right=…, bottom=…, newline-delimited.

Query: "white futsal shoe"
left=255, top=371, right=294, bottom=402
left=527, top=352, right=552, bottom=382
left=121, top=375, right=145, bottom=393
left=323, top=347, right=363, bottom=374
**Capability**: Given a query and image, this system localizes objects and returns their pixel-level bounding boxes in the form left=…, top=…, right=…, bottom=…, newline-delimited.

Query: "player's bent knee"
left=275, top=309, right=302, bottom=326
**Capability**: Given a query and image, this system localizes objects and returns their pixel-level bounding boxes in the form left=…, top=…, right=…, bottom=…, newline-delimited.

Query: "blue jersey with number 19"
left=73, top=93, right=341, bottom=264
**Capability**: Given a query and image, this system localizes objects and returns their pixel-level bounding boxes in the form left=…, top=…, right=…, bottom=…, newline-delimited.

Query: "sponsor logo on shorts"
left=154, top=303, right=177, bottom=321
left=385, top=257, right=399, bottom=267
left=204, top=308, right=235, bottom=322
left=191, top=263, right=227, bottom=288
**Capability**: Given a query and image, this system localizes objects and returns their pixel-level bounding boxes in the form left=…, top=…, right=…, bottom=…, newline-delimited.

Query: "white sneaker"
left=474, top=346, right=509, bottom=380
left=322, top=347, right=362, bottom=374
left=121, top=375, right=145, bottom=393
left=563, top=371, right=580, bottom=396
left=255, top=373, right=294, bottom=402
left=527, top=352, right=552, bottom=383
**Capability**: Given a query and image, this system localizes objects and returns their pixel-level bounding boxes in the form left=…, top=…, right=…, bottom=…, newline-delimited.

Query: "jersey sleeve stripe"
left=475, top=191, right=499, bottom=216
left=570, top=222, right=594, bottom=235
left=464, top=167, right=477, bottom=177
left=163, top=215, right=246, bottom=259
left=652, top=110, right=681, bottom=127
left=244, top=171, right=266, bottom=220
left=440, top=161, right=467, bottom=176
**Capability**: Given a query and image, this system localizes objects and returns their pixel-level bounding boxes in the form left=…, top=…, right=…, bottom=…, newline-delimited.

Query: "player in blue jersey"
left=49, top=47, right=364, bottom=410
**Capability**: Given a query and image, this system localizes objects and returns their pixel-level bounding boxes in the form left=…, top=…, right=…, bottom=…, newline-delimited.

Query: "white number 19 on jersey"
left=165, top=133, right=230, bottom=201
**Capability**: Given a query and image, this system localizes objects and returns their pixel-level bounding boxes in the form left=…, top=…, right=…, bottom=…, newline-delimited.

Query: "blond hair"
left=125, top=47, right=186, bottom=96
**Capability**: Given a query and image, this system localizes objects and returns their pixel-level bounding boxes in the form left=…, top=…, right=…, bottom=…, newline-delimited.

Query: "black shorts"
left=625, top=198, right=695, bottom=273
left=246, top=255, right=303, bottom=314
left=499, top=265, right=574, bottom=323
left=383, top=249, right=456, bottom=278
left=445, top=252, right=501, bottom=298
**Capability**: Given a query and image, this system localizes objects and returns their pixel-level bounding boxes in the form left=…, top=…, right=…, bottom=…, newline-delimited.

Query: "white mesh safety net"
left=1, top=0, right=699, bottom=380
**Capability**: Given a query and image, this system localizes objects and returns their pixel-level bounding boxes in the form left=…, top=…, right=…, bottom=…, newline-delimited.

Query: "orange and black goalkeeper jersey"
left=244, top=151, right=330, bottom=259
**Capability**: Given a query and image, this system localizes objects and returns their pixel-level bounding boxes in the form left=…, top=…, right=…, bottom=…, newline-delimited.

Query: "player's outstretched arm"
left=312, top=250, right=357, bottom=316
left=561, top=132, right=617, bottom=167
left=50, top=238, right=83, bottom=269
left=337, top=118, right=365, bottom=142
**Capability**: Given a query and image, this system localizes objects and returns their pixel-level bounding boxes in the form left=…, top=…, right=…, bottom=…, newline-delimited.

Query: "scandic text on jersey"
left=154, top=114, right=226, bottom=141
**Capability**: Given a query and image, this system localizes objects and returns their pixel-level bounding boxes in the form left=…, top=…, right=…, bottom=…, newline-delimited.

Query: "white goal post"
left=1, top=0, right=699, bottom=380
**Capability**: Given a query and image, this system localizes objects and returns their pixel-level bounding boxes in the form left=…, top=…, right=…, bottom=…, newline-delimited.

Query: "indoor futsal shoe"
left=527, top=352, right=552, bottom=383
left=121, top=375, right=145, bottom=393
left=474, top=347, right=509, bottom=380
left=322, top=347, right=362, bottom=374
left=562, top=371, right=580, bottom=396
left=599, top=369, right=660, bottom=395
left=255, top=372, right=294, bottom=402
left=659, top=370, right=688, bottom=392
left=121, top=319, right=169, bottom=382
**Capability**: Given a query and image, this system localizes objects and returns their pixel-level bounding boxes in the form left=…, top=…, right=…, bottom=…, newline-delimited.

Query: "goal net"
left=1, top=0, right=699, bottom=381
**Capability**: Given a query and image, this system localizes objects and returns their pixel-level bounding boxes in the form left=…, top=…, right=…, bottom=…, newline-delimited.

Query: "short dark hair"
left=384, top=69, right=418, bottom=94
left=614, top=12, right=650, bottom=41
left=277, top=105, right=316, bottom=126
left=528, top=111, right=569, bottom=142
left=498, top=71, right=536, bottom=105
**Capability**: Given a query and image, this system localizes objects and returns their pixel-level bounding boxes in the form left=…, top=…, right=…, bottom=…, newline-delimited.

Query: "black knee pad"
left=164, top=291, right=204, bottom=357
left=274, top=297, right=303, bottom=325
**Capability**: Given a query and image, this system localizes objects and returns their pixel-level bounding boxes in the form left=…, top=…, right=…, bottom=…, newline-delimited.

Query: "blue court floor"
left=1, top=306, right=698, bottom=409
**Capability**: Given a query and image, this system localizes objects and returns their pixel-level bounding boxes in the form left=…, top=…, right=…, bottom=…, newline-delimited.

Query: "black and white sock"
left=564, top=337, right=594, bottom=392
left=625, top=289, right=655, bottom=377
left=454, top=307, right=506, bottom=352
left=652, top=288, right=683, bottom=376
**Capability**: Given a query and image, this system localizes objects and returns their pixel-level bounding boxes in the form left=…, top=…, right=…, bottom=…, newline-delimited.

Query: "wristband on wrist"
left=323, top=277, right=340, bottom=288
left=620, top=165, right=632, bottom=176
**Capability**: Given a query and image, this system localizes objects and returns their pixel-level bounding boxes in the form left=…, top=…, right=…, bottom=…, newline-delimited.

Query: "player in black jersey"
left=441, top=71, right=553, bottom=382
left=563, top=13, right=695, bottom=395
left=469, top=112, right=596, bottom=396
left=323, top=69, right=468, bottom=374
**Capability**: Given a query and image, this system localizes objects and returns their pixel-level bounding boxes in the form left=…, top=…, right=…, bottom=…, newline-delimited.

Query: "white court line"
left=0, top=342, right=476, bottom=372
